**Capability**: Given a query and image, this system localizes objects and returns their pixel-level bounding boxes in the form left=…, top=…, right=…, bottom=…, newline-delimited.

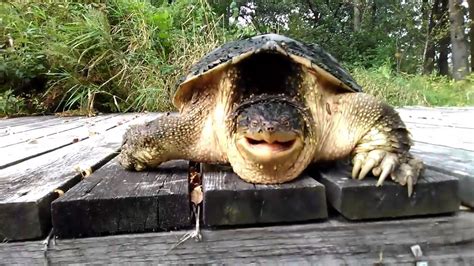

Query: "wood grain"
left=51, top=159, right=191, bottom=238
left=0, top=116, right=57, bottom=130
left=0, top=113, right=160, bottom=241
left=406, top=124, right=474, bottom=151
left=0, top=115, right=113, bottom=147
left=317, top=163, right=460, bottom=220
left=0, top=114, right=136, bottom=169
left=0, top=116, right=84, bottom=138
left=1, top=212, right=473, bottom=264
left=203, top=165, right=327, bottom=226
left=397, top=107, right=474, bottom=129
left=411, top=142, right=474, bottom=207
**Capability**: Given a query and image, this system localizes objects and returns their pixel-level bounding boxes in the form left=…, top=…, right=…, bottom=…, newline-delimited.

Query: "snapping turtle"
left=119, top=34, right=423, bottom=195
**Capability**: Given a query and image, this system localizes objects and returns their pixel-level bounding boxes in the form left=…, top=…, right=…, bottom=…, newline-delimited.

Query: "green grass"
left=1, top=0, right=245, bottom=116
left=0, top=1, right=472, bottom=117
left=352, top=65, right=474, bottom=106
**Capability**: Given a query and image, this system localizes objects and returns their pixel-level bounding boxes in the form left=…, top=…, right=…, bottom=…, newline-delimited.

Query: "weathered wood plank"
left=317, top=163, right=460, bottom=220
left=0, top=113, right=160, bottom=241
left=0, top=116, right=84, bottom=137
left=0, top=114, right=137, bottom=169
left=405, top=124, right=474, bottom=151
left=0, top=116, right=56, bottom=130
left=412, top=142, right=474, bottom=207
left=397, top=107, right=474, bottom=129
left=1, top=211, right=473, bottom=264
left=0, top=115, right=115, bottom=147
left=51, top=159, right=191, bottom=238
left=203, top=165, right=327, bottom=226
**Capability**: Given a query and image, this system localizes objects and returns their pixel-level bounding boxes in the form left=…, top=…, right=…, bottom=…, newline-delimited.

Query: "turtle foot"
left=351, top=150, right=423, bottom=196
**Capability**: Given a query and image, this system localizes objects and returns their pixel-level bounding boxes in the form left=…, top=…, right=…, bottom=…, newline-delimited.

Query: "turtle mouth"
left=245, top=137, right=296, bottom=152
left=236, top=132, right=303, bottom=163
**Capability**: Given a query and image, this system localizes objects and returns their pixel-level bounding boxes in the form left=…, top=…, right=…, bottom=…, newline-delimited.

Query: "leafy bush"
left=0, top=0, right=471, bottom=117
left=1, top=0, right=252, bottom=116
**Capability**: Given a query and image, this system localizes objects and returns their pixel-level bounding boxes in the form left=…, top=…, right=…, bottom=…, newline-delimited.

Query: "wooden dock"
left=0, top=107, right=473, bottom=264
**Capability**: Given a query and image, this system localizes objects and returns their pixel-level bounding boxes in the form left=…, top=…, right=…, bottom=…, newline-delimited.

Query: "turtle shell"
left=173, top=34, right=362, bottom=108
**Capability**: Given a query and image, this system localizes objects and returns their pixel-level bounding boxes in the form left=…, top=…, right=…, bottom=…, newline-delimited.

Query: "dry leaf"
left=189, top=171, right=201, bottom=186
left=54, top=189, right=65, bottom=197
left=73, top=165, right=93, bottom=178
left=190, top=185, right=203, bottom=205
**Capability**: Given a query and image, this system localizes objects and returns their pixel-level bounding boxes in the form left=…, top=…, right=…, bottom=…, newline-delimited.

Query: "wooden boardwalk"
left=0, top=107, right=473, bottom=264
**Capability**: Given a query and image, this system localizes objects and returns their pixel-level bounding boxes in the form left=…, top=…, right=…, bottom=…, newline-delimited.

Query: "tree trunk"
left=438, top=0, right=450, bottom=76
left=439, top=35, right=451, bottom=75
left=371, top=0, right=376, bottom=24
left=448, top=0, right=470, bottom=79
left=353, top=0, right=363, bottom=32
left=468, top=0, right=474, bottom=71
left=423, top=0, right=438, bottom=74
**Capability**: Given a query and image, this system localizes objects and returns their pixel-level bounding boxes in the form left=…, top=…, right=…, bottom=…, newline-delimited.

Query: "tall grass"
left=352, top=65, right=474, bottom=106
left=1, top=0, right=247, bottom=115
left=0, top=1, right=472, bottom=117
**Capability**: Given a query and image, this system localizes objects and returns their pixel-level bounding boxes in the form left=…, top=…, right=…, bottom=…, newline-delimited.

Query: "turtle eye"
left=280, top=116, right=290, bottom=127
left=250, top=120, right=259, bottom=127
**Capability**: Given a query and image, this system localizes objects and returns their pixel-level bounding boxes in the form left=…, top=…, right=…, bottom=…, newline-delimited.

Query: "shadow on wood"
left=316, top=162, right=460, bottom=220
left=51, top=160, right=191, bottom=238
left=202, top=164, right=327, bottom=226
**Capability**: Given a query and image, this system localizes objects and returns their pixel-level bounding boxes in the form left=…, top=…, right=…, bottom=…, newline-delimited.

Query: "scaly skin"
left=315, top=92, right=423, bottom=196
left=118, top=92, right=227, bottom=170
left=119, top=62, right=423, bottom=195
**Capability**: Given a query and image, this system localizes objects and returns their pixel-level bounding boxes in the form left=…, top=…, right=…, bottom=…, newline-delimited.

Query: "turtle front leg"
left=119, top=112, right=226, bottom=171
left=322, top=93, right=423, bottom=196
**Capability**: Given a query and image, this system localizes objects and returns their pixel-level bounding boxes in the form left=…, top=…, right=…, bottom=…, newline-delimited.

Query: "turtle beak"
left=245, top=131, right=298, bottom=144
left=237, top=130, right=303, bottom=163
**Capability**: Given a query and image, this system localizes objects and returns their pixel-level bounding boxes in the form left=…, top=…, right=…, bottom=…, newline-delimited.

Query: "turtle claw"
left=351, top=153, right=364, bottom=179
left=351, top=150, right=423, bottom=196
left=352, top=150, right=386, bottom=180
left=390, top=158, right=423, bottom=197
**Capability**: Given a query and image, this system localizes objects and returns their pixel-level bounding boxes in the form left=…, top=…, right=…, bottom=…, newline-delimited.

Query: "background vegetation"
left=0, top=0, right=473, bottom=116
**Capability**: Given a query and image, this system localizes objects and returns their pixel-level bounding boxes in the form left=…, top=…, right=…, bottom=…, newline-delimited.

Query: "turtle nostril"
left=266, top=126, right=275, bottom=132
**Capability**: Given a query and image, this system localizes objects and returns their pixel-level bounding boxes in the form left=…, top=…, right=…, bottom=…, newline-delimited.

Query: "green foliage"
left=0, top=90, right=25, bottom=115
left=352, top=65, right=474, bottom=107
left=0, top=0, right=471, bottom=117
left=0, top=0, right=252, bottom=116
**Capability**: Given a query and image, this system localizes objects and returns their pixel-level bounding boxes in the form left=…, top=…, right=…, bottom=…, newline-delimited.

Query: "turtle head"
left=235, top=100, right=305, bottom=163
left=227, top=98, right=313, bottom=183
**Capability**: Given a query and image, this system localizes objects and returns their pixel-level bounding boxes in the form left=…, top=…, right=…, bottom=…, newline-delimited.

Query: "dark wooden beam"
left=51, top=160, right=191, bottom=238
left=202, top=165, right=327, bottom=226
left=317, top=164, right=460, bottom=220
left=1, top=212, right=473, bottom=264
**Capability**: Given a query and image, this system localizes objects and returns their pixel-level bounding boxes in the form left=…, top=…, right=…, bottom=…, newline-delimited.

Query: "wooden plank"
left=0, top=115, right=114, bottom=147
left=317, top=163, right=460, bottom=220
left=0, top=114, right=137, bottom=169
left=406, top=124, right=474, bottom=151
left=0, top=116, right=84, bottom=137
left=0, top=116, right=56, bottom=129
left=397, top=107, right=474, bottom=129
left=0, top=113, right=160, bottom=241
left=1, top=211, right=473, bottom=264
left=51, top=159, right=191, bottom=238
left=203, top=165, right=327, bottom=226
left=412, top=142, right=474, bottom=207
